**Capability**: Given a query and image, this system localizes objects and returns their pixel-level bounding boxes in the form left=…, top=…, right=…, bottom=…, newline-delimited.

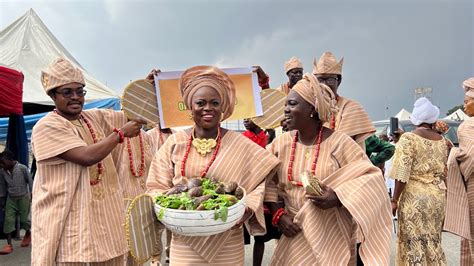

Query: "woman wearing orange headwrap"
left=146, top=66, right=279, bottom=265
left=265, top=73, right=392, bottom=265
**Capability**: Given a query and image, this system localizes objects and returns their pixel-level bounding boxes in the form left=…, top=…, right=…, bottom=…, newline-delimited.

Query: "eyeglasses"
left=54, top=88, right=87, bottom=98
left=317, top=77, right=339, bottom=84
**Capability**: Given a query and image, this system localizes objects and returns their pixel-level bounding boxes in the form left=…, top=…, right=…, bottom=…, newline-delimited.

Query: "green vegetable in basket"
left=155, top=178, right=243, bottom=222
left=202, top=178, right=217, bottom=190
left=155, top=194, right=182, bottom=209
left=214, top=205, right=229, bottom=222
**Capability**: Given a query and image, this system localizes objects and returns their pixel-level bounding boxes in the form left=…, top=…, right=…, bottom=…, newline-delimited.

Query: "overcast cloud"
left=1, top=0, right=472, bottom=120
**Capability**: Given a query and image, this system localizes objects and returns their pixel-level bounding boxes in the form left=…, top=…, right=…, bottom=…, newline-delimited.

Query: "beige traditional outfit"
left=313, top=52, right=375, bottom=148
left=146, top=127, right=173, bottom=153
left=146, top=127, right=173, bottom=262
left=110, top=131, right=156, bottom=265
left=113, top=132, right=154, bottom=202
left=275, top=56, right=303, bottom=95
left=444, top=79, right=474, bottom=265
left=146, top=66, right=280, bottom=265
left=31, top=58, right=128, bottom=265
left=266, top=74, right=392, bottom=265
left=31, top=110, right=128, bottom=265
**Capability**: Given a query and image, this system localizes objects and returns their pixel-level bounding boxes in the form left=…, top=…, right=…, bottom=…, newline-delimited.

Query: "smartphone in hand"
left=390, top=117, right=399, bottom=135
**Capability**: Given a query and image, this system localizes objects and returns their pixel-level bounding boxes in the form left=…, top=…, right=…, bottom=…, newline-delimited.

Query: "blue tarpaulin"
left=0, top=98, right=121, bottom=142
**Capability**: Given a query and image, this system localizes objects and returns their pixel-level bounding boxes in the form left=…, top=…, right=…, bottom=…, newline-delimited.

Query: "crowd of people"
left=0, top=53, right=472, bottom=266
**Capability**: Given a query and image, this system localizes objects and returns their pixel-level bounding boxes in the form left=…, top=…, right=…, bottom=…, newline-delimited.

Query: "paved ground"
left=0, top=231, right=461, bottom=265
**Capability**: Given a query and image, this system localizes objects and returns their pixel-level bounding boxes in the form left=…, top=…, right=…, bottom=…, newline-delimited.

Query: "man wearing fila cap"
left=276, top=56, right=304, bottom=95
left=30, top=58, right=145, bottom=265
left=313, top=52, right=375, bottom=149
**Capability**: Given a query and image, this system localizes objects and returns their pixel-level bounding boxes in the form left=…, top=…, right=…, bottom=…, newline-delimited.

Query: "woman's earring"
left=310, top=113, right=314, bottom=118
left=189, top=113, right=193, bottom=120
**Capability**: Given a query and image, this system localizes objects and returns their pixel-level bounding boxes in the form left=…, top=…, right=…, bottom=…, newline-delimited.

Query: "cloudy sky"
left=1, top=0, right=472, bottom=120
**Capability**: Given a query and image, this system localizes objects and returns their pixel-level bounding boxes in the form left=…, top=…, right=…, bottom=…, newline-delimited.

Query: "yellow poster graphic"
left=155, top=68, right=263, bottom=128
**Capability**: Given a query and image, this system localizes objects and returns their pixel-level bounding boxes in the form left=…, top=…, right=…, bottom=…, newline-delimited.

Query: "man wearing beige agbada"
left=30, top=58, right=145, bottom=265
left=313, top=52, right=375, bottom=149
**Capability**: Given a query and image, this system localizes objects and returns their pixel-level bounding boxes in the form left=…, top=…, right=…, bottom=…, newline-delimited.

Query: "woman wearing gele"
left=146, top=66, right=279, bottom=265
left=265, top=73, right=392, bottom=265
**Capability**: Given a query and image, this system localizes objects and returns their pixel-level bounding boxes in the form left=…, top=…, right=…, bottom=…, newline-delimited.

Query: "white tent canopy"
left=394, top=108, right=411, bottom=120
left=444, top=108, right=467, bottom=121
left=0, top=9, right=118, bottom=105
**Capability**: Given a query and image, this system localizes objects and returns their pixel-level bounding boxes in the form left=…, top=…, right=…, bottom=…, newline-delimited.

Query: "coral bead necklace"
left=287, top=125, right=324, bottom=187
left=126, top=132, right=145, bottom=177
left=330, top=95, right=340, bottom=130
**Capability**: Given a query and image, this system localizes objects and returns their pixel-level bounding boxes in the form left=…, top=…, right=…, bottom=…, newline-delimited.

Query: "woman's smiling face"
left=191, top=86, right=223, bottom=129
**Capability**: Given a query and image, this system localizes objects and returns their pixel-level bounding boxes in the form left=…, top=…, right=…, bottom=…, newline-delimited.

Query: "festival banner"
left=154, top=67, right=262, bottom=128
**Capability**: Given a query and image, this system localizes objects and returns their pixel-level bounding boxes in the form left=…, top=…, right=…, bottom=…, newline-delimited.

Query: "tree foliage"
left=447, top=104, right=464, bottom=115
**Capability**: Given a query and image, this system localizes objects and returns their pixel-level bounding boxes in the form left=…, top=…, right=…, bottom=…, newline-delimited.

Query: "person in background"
left=242, top=119, right=268, bottom=148
left=379, top=133, right=389, bottom=142
left=365, top=134, right=395, bottom=175
left=0, top=149, right=32, bottom=255
left=254, top=58, right=304, bottom=136
left=384, top=129, right=405, bottom=199
left=276, top=56, right=304, bottom=95
left=144, top=69, right=175, bottom=265
left=390, top=97, right=448, bottom=265
left=313, top=51, right=375, bottom=149
left=241, top=118, right=281, bottom=266
left=444, top=77, right=474, bottom=265
left=265, top=129, right=276, bottom=145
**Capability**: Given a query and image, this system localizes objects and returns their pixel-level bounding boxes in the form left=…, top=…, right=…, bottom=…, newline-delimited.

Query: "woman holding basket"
left=146, top=66, right=279, bottom=265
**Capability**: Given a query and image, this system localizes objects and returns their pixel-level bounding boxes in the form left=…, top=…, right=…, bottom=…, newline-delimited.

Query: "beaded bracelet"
left=113, top=128, right=125, bottom=143
left=271, top=208, right=286, bottom=227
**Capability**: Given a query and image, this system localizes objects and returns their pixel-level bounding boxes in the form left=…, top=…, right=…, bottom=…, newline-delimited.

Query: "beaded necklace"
left=287, top=126, right=323, bottom=187
left=181, top=127, right=221, bottom=178
left=126, top=132, right=145, bottom=177
left=54, top=110, right=103, bottom=185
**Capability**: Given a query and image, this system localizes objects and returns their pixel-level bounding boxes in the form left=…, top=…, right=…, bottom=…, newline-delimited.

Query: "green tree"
left=447, top=104, right=464, bottom=115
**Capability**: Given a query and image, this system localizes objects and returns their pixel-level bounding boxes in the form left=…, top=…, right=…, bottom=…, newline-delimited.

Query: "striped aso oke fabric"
left=284, top=56, right=303, bottom=73
left=444, top=117, right=474, bottom=265
left=41, top=58, right=85, bottom=93
left=276, top=83, right=290, bottom=95
left=324, top=96, right=375, bottom=149
left=146, top=130, right=279, bottom=265
left=121, top=79, right=160, bottom=126
left=110, top=132, right=154, bottom=266
left=125, top=194, right=163, bottom=264
left=111, top=128, right=170, bottom=265
left=252, top=89, right=286, bottom=129
left=146, top=128, right=172, bottom=154
left=112, top=130, right=155, bottom=203
left=31, top=110, right=128, bottom=265
left=265, top=131, right=392, bottom=265
left=56, top=255, right=125, bottom=266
